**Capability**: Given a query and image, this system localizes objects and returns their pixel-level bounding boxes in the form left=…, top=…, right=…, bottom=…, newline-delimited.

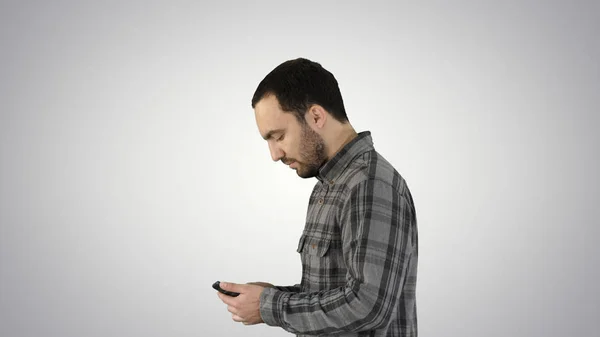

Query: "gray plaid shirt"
left=259, top=131, right=418, bottom=336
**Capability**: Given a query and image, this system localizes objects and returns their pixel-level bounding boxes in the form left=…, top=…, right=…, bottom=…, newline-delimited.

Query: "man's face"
left=254, top=95, right=328, bottom=178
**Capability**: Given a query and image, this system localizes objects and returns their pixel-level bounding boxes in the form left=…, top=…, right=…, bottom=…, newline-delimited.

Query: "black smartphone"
left=212, top=281, right=240, bottom=297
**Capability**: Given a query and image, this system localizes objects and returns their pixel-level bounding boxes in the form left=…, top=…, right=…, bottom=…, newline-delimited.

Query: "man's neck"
left=326, top=127, right=358, bottom=160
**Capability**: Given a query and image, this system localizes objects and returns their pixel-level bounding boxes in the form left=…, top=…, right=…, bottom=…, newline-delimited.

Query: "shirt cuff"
left=259, top=287, right=290, bottom=327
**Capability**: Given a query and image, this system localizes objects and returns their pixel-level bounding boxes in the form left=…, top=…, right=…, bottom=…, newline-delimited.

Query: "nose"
left=268, top=141, right=284, bottom=162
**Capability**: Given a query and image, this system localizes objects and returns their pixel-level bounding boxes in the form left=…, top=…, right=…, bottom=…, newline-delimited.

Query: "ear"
left=305, top=104, right=327, bottom=129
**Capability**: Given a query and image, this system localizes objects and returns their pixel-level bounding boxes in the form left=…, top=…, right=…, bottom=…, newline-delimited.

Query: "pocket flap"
left=298, top=235, right=331, bottom=257
left=296, top=234, right=307, bottom=253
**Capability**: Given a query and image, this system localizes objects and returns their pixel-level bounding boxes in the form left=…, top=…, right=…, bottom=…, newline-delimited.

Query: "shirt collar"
left=317, top=131, right=374, bottom=183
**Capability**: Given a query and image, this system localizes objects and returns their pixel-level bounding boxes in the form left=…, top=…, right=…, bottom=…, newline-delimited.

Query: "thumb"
left=220, top=281, right=243, bottom=293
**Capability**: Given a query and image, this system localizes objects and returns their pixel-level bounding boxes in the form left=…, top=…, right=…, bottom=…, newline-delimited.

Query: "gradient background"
left=1, top=1, right=599, bottom=336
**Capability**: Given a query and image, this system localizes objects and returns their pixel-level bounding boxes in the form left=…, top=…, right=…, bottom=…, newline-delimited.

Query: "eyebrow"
left=262, top=128, right=285, bottom=140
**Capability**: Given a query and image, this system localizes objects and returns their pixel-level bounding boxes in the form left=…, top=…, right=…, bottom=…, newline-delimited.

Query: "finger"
left=226, top=305, right=238, bottom=315
left=217, top=292, right=236, bottom=306
left=232, top=314, right=244, bottom=322
left=220, top=281, right=245, bottom=294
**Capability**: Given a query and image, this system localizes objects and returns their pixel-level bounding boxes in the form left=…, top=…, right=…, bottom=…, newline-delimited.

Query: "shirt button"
left=318, top=198, right=324, bottom=204
left=329, top=180, right=334, bottom=184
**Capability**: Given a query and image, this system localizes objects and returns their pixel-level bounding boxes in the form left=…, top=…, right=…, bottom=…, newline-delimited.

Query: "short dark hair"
left=251, top=58, right=349, bottom=123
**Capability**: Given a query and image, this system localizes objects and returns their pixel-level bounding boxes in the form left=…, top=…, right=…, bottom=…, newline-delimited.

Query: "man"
left=216, top=58, right=418, bottom=336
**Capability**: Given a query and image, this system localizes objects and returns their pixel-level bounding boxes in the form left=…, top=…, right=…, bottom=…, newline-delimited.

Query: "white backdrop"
left=1, top=1, right=598, bottom=336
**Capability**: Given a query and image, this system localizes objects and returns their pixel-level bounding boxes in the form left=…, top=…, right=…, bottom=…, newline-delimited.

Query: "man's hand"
left=216, top=282, right=266, bottom=325
left=246, top=281, right=274, bottom=288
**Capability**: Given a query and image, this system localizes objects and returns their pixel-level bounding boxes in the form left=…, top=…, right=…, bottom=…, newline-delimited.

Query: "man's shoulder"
left=340, top=149, right=410, bottom=196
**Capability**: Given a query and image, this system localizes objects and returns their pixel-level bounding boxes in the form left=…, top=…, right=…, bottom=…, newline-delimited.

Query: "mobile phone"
left=212, top=281, right=240, bottom=297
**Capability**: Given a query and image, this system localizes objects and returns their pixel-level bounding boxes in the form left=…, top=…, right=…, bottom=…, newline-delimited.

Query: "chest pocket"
left=296, top=233, right=347, bottom=291
left=297, top=234, right=332, bottom=257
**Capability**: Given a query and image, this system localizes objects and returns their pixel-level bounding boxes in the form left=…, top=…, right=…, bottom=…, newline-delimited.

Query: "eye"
left=277, top=134, right=285, bottom=142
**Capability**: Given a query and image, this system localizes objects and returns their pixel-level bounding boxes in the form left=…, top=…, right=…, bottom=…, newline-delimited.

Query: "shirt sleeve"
left=259, top=179, right=417, bottom=335
left=274, top=284, right=301, bottom=292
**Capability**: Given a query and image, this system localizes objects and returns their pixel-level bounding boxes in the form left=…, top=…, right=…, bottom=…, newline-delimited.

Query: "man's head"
left=251, top=58, right=351, bottom=178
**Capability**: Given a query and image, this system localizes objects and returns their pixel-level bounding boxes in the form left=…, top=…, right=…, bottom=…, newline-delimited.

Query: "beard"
left=285, top=123, right=328, bottom=178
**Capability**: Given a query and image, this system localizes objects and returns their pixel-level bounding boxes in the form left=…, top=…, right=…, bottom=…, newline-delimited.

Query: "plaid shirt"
left=259, top=131, right=419, bottom=336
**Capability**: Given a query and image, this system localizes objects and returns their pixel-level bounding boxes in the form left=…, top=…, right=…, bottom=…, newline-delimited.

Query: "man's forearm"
left=259, top=278, right=405, bottom=335
left=274, top=284, right=301, bottom=292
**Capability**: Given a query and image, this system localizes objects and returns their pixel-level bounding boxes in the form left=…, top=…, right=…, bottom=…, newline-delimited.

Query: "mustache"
left=282, top=158, right=296, bottom=165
